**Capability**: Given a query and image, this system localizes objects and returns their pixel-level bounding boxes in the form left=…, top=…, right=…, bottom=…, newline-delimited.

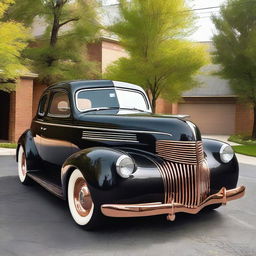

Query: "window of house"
left=48, top=91, right=70, bottom=118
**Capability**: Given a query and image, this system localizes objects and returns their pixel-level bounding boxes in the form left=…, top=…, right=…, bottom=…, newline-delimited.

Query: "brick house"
left=0, top=1, right=254, bottom=142
left=0, top=37, right=254, bottom=142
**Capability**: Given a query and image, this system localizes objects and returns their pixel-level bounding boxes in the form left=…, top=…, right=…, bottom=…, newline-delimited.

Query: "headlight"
left=116, top=155, right=135, bottom=178
left=220, top=144, right=234, bottom=163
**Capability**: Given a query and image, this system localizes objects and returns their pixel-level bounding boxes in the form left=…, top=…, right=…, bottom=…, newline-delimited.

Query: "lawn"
left=232, top=145, right=256, bottom=157
left=0, top=143, right=17, bottom=149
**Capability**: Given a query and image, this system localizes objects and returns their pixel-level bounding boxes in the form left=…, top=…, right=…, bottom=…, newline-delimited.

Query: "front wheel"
left=68, top=169, right=102, bottom=229
left=17, top=146, right=32, bottom=185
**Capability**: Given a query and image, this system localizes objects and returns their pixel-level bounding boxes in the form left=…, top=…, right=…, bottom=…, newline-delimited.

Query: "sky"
left=102, top=0, right=227, bottom=42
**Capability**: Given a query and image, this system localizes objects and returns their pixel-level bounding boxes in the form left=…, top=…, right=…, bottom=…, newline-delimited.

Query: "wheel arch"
left=17, top=129, right=41, bottom=171
left=61, top=147, right=127, bottom=200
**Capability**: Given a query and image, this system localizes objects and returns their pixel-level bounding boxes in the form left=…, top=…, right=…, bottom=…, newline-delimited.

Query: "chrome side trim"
left=82, top=130, right=138, bottom=143
left=34, top=120, right=173, bottom=137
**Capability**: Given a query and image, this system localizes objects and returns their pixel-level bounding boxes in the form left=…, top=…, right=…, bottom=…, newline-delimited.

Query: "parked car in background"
left=17, top=80, right=245, bottom=229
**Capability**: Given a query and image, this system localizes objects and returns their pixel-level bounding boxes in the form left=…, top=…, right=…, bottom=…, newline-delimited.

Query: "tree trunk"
left=151, top=95, right=157, bottom=114
left=252, top=104, right=256, bottom=139
left=50, top=15, right=59, bottom=47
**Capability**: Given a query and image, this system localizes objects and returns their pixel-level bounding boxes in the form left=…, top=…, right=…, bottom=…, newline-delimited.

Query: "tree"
left=6, top=0, right=101, bottom=85
left=0, top=0, right=30, bottom=91
left=212, top=0, right=256, bottom=139
left=104, top=0, right=208, bottom=113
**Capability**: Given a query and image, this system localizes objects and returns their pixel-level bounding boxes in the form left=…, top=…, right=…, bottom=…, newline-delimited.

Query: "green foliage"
left=0, top=0, right=30, bottom=92
left=228, top=134, right=256, bottom=145
left=7, top=0, right=102, bottom=85
left=212, top=0, right=256, bottom=138
left=0, top=143, right=17, bottom=148
left=232, top=145, right=256, bottom=157
left=104, top=0, right=209, bottom=112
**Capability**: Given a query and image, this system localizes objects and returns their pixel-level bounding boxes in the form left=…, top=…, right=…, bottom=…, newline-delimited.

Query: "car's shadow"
left=0, top=175, right=226, bottom=254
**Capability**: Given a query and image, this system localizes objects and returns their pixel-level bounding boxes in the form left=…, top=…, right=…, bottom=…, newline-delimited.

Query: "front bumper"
left=101, top=186, right=245, bottom=221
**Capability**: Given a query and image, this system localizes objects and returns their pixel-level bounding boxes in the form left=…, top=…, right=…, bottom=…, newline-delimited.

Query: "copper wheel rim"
left=73, top=178, right=93, bottom=217
left=21, top=152, right=27, bottom=177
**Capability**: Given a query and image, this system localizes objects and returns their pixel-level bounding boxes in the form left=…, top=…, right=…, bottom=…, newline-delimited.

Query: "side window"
left=48, top=91, right=70, bottom=118
left=38, top=94, right=49, bottom=117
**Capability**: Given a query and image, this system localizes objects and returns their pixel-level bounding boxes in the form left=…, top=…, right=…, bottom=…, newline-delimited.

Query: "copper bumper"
left=101, top=186, right=245, bottom=221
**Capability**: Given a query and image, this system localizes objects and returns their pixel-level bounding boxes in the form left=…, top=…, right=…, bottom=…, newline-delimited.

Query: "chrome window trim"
left=34, top=120, right=173, bottom=137
left=75, top=87, right=151, bottom=113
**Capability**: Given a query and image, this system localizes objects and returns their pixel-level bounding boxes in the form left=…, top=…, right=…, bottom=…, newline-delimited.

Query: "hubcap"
left=21, top=152, right=27, bottom=177
left=73, top=178, right=93, bottom=217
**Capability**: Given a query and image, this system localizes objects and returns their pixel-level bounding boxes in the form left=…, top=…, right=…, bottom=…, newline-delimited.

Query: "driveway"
left=0, top=155, right=255, bottom=256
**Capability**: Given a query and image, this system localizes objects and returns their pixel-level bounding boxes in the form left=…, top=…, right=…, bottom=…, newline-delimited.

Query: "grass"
left=0, top=143, right=17, bottom=149
left=232, top=145, right=256, bottom=157
left=228, top=134, right=256, bottom=145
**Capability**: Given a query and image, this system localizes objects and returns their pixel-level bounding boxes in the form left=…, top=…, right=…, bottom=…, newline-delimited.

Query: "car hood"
left=75, top=113, right=201, bottom=141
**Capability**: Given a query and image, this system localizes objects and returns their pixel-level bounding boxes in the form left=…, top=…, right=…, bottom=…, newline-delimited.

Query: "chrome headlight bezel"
left=220, top=144, right=234, bottom=163
left=116, top=155, right=135, bottom=178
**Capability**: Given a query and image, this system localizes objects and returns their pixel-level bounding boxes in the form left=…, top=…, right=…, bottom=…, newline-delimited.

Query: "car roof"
left=47, top=80, right=146, bottom=94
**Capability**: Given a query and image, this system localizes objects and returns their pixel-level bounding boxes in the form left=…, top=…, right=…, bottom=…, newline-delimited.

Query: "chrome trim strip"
left=82, top=137, right=138, bottom=143
left=34, top=120, right=173, bottom=137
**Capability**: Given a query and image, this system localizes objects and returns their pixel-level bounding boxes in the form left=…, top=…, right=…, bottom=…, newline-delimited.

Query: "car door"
left=31, top=92, right=50, bottom=160
left=39, top=89, right=73, bottom=168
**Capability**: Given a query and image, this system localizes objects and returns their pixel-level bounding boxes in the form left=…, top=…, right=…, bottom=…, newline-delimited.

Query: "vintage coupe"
left=17, top=80, right=245, bottom=229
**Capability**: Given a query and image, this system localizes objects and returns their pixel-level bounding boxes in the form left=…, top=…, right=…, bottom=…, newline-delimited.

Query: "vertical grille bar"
left=155, top=141, right=210, bottom=207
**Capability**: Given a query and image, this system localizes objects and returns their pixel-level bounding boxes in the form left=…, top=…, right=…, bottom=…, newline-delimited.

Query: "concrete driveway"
left=0, top=155, right=255, bottom=256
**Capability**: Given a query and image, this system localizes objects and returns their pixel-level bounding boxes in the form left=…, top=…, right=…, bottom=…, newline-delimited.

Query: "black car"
left=17, top=80, right=245, bottom=229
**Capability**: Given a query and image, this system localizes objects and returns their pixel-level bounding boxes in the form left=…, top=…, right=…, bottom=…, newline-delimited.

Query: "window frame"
left=47, top=90, right=71, bottom=119
left=37, top=92, right=50, bottom=118
left=75, top=87, right=150, bottom=113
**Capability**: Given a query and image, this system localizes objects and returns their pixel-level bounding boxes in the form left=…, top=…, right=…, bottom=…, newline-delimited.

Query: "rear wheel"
left=68, top=169, right=102, bottom=229
left=17, top=146, right=32, bottom=185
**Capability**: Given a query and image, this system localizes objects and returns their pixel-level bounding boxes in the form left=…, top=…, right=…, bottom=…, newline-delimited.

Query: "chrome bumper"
left=101, top=186, right=245, bottom=221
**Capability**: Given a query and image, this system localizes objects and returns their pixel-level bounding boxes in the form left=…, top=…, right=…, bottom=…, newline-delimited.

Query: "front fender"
left=203, top=139, right=239, bottom=194
left=61, top=147, right=164, bottom=204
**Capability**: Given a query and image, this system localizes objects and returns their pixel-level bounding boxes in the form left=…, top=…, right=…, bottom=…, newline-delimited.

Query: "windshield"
left=76, top=88, right=150, bottom=112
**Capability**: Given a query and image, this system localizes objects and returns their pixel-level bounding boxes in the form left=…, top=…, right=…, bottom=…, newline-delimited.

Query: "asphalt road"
left=0, top=156, right=255, bottom=256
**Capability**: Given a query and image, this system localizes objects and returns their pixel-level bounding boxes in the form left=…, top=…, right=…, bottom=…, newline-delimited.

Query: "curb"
left=0, top=148, right=16, bottom=156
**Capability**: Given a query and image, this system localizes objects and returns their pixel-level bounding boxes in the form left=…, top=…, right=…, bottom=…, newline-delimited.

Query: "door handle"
left=41, top=127, right=47, bottom=131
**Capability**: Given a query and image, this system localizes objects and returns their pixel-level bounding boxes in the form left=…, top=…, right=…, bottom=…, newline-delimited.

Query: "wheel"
left=17, top=146, right=32, bottom=185
left=68, top=169, right=102, bottom=229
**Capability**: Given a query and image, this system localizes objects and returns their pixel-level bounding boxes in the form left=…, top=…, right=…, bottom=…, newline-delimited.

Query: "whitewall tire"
left=68, top=169, right=100, bottom=229
left=17, top=146, right=31, bottom=185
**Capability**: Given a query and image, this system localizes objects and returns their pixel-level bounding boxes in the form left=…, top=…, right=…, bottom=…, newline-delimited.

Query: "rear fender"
left=17, top=130, right=41, bottom=171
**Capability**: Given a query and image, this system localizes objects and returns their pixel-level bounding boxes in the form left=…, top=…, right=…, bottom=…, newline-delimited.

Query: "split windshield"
left=76, top=88, right=149, bottom=112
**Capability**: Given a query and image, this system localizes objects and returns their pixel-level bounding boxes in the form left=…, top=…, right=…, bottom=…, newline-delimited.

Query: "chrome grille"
left=82, top=130, right=138, bottom=143
left=156, top=141, right=204, bottom=165
left=155, top=141, right=210, bottom=207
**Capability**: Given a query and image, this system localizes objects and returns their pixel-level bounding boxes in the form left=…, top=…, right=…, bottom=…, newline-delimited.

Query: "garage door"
left=178, top=103, right=236, bottom=135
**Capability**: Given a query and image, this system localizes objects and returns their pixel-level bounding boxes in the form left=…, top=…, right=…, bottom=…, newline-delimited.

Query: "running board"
left=27, top=173, right=64, bottom=199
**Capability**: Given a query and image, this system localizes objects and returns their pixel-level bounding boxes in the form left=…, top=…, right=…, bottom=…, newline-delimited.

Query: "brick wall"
left=32, top=83, right=47, bottom=117
left=101, top=40, right=128, bottom=73
left=235, top=103, right=254, bottom=135
left=9, top=78, right=34, bottom=142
